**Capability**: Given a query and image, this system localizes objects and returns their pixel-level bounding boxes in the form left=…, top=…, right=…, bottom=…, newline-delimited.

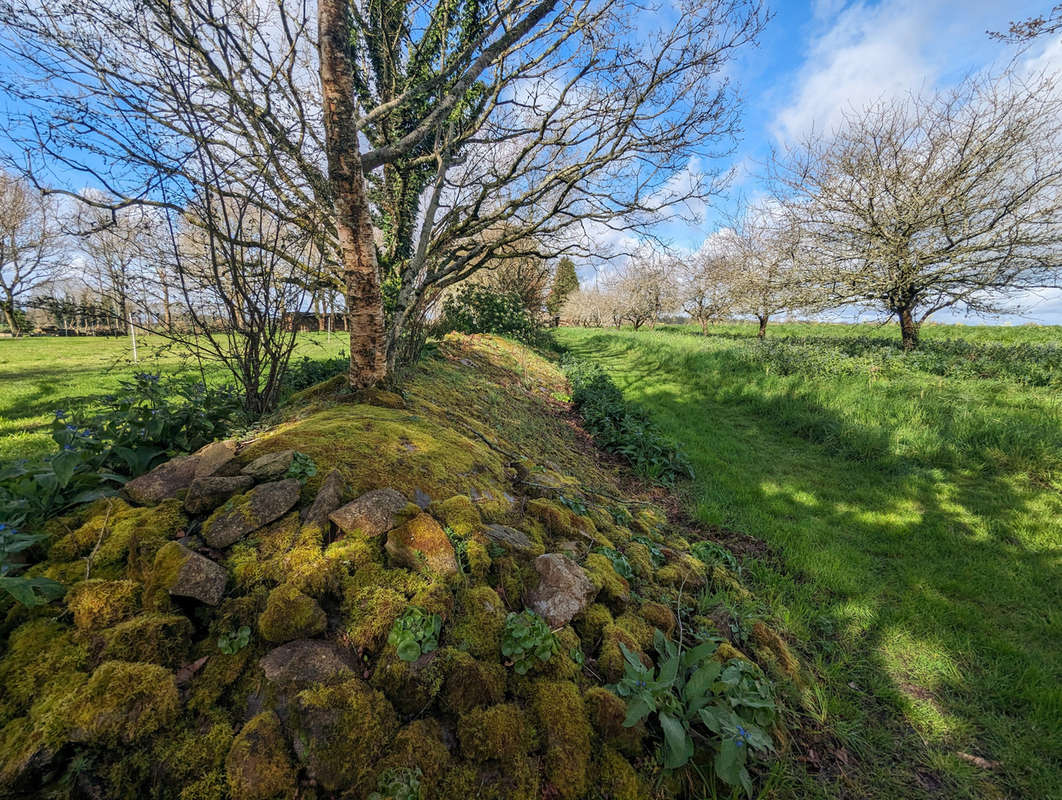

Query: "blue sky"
left=654, top=0, right=1062, bottom=325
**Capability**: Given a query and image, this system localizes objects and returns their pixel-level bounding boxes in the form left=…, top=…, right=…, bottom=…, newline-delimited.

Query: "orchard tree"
left=679, top=240, right=738, bottom=334
left=0, top=171, right=62, bottom=334
left=772, top=70, right=1062, bottom=349
left=610, top=249, right=678, bottom=330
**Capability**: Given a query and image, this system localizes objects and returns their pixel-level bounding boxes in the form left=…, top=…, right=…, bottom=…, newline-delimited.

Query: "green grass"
left=0, top=333, right=349, bottom=461
left=557, top=322, right=1062, bottom=800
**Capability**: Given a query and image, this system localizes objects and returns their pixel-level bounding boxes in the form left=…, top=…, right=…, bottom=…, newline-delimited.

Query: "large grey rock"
left=301, top=469, right=346, bottom=527
left=484, top=523, right=536, bottom=554
left=193, top=439, right=238, bottom=479
left=155, top=541, right=228, bottom=605
left=240, top=450, right=296, bottom=481
left=259, top=640, right=355, bottom=688
left=527, top=553, right=597, bottom=628
left=184, top=474, right=254, bottom=516
left=201, top=479, right=302, bottom=549
left=329, top=488, right=408, bottom=537
left=385, top=513, right=459, bottom=577
left=123, top=454, right=198, bottom=505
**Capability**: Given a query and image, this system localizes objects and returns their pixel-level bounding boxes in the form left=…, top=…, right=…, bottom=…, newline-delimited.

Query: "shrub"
left=561, top=356, right=693, bottom=484
left=437, top=285, right=546, bottom=346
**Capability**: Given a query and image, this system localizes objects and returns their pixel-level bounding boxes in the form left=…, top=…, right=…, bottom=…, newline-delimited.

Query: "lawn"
left=0, top=332, right=350, bottom=462
left=557, top=322, right=1062, bottom=800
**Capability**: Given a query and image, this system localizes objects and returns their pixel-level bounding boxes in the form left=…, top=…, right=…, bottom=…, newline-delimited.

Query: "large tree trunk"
left=319, top=0, right=386, bottom=389
left=2, top=299, right=18, bottom=336
left=757, top=314, right=768, bottom=339
left=899, top=307, right=920, bottom=350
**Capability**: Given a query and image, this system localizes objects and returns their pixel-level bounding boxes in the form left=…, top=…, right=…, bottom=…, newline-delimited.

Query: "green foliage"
left=444, top=525, right=470, bottom=575
left=438, top=285, right=546, bottom=346
left=632, top=535, right=666, bottom=567
left=388, top=606, right=442, bottom=662
left=501, top=609, right=558, bottom=675
left=217, top=625, right=251, bottom=655
left=547, top=257, right=580, bottom=316
left=284, top=451, right=318, bottom=482
left=0, top=523, right=64, bottom=606
left=557, top=494, right=588, bottom=516
left=281, top=353, right=349, bottom=395
left=691, top=541, right=741, bottom=577
left=611, top=629, right=776, bottom=795
left=368, top=767, right=422, bottom=800
left=593, top=547, right=634, bottom=580
left=561, top=355, right=693, bottom=484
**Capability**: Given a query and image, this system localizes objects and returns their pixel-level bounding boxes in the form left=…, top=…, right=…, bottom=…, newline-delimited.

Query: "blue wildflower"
left=54, top=409, right=66, bottom=419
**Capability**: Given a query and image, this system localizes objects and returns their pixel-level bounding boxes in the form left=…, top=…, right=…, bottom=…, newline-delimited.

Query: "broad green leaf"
left=658, top=712, right=693, bottom=769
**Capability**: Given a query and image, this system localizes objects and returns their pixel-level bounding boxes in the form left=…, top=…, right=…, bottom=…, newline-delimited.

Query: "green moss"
left=595, top=745, right=649, bottom=800
left=598, top=625, right=646, bottom=683
left=448, top=585, right=506, bottom=659
left=63, top=661, right=179, bottom=745
left=458, top=703, right=534, bottom=762
left=630, top=507, right=665, bottom=536
left=343, top=582, right=407, bottom=653
left=0, top=619, right=87, bottom=721
left=465, top=536, right=491, bottom=579
left=370, top=647, right=446, bottom=715
left=188, top=650, right=252, bottom=715
left=438, top=757, right=540, bottom=800
left=750, top=621, right=800, bottom=681
left=526, top=498, right=595, bottom=540
left=715, top=641, right=751, bottom=663
left=583, top=687, right=645, bottom=756
left=656, top=554, right=708, bottom=589
left=584, top=553, right=630, bottom=609
left=438, top=648, right=506, bottom=713
left=625, top=542, right=654, bottom=578
left=538, top=625, right=582, bottom=681
left=638, top=601, right=676, bottom=637
left=66, top=579, right=142, bottom=631
left=374, top=719, right=451, bottom=796
left=530, top=679, right=592, bottom=800
left=430, top=495, right=483, bottom=538
left=493, top=556, right=531, bottom=608
left=709, top=564, right=751, bottom=599
left=0, top=716, right=47, bottom=789
left=258, top=583, right=327, bottom=643
left=573, top=603, right=613, bottom=649
left=97, top=613, right=193, bottom=667
left=225, top=711, right=296, bottom=800
left=411, top=580, right=454, bottom=621
left=292, top=677, right=398, bottom=792
left=613, top=612, right=653, bottom=651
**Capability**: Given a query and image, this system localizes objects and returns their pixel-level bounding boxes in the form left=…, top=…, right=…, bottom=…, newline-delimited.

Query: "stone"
left=527, top=553, right=598, bottom=628
left=123, top=454, right=198, bottom=505
left=330, top=488, right=408, bottom=537
left=385, top=513, right=459, bottom=577
left=153, top=541, right=228, bottom=605
left=201, top=479, right=302, bottom=549
left=259, top=640, right=356, bottom=688
left=412, top=488, right=432, bottom=509
left=193, top=439, right=238, bottom=479
left=257, top=584, right=327, bottom=643
left=225, top=711, right=297, bottom=800
left=301, top=469, right=346, bottom=527
left=484, top=523, right=536, bottom=554
left=240, top=449, right=296, bottom=481
left=183, top=474, right=254, bottom=516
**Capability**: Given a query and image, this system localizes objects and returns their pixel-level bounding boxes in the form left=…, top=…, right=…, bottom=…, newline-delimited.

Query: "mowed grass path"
left=557, top=323, right=1062, bottom=800
left=0, top=333, right=349, bottom=461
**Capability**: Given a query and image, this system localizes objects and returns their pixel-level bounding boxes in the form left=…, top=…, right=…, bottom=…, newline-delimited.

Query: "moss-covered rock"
left=573, top=603, right=613, bottom=649
left=374, top=719, right=451, bottom=796
left=584, top=687, right=645, bottom=756
left=594, top=745, right=650, bottom=800
left=385, top=512, right=459, bottom=577
left=526, top=498, right=595, bottom=541
left=638, top=601, right=676, bottom=637
left=438, top=649, right=506, bottom=714
left=750, top=621, right=800, bottom=680
left=225, top=711, right=296, bottom=800
left=625, top=541, right=654, bottom=578
left=447, top=585, right=506, bottom=659
left=0, top=619, right=87, bottom=721
left=583, top=553, right=630, bottom=609
left=657, top=553, right=708, bottom=589
left=64, top=661, right=180, bottom=745
left=458, top=703, right=534, bottom=762
left=291, top=676, right=398, bottom=792
left=530, top=679, right=592, bottom=799
left=429, top=494, right=483, bottom=538
left=597, top=624, right=647, bottom=683
left=370, top=647, right=446, bottom=715
left=148, top=541, right=229, bottom=607
left=66, top=579, right=142, bottom=631
left=96, top=613, right=193, bottom=667
left=257, top=583, right=326, bottom=643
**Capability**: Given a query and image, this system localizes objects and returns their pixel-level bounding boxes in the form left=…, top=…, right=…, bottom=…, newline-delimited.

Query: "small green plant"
left=368, top=767, right=422, bottom=800
left=632, top=535, right=666, bottom=567
left=570, top=646, right=586, bottom=666
left=388, top=606, right=442, bottom=662
left=611, top=629, right=776, bottom=795
left=691, top=540, right=741, bottom=577
left=284, top=451, right=318, bottom=482
left=444, top=526, right=470, bottom=575
left=558, top=494, right=588, bottom=516
left=593, top=546, right=634, bottom=580
left=0, top=523, right=65, bottom=606
left=217, top=625, right=251, bottom=655
left=501, top=609, right=558, bottom=674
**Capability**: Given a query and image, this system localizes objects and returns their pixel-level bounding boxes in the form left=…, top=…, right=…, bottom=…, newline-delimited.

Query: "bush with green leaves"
left=437, top=285, right=546, bottom=346
left=217, top=625, right=252, bottom=655
left=388, top=606, right=442, bottom=662
left=561, top=355, right=693, bottom=484
left=611, top=629, right=776, bottom=796
left=0, top=523, right=64, bottom=607
left=501, top=609, right=558, bottom=674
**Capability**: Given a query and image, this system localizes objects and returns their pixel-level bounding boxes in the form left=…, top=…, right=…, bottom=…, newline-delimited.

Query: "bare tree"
left=609, top=249, right=678, bottom=330
left=989, top=5, right=1062, bottom=40
left=679, top=239, right=739, bottom=334
left=771, top=70, right=1062, bottom=349
left=0, top=171, right=62, bottom=334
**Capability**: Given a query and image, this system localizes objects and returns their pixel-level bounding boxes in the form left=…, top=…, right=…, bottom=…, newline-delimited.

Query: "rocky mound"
left=0, top=334, right=803, bottom=799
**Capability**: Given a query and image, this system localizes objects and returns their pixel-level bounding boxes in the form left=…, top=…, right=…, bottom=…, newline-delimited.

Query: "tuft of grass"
left=558, top=322, right=1062, bottom=800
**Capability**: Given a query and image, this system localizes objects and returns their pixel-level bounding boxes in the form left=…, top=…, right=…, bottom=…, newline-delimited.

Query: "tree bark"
left=319, top=0, right=386, bottom=389
left=757, top=314, right=768, bottom=339
left=1, top=292, right=18, bottom=336
left=899, top=307, right=920, bottom=350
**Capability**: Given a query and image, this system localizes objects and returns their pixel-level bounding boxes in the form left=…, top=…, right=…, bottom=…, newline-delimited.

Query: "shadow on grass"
left=562, top=330, right=1062, bottom=800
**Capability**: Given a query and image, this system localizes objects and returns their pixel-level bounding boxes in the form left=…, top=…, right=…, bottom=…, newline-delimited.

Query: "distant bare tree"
left=772, top=70, right=1062, bottom=349
left=0, top=171, right=62, bottom=334
left=610, top=250, right=678, bottom=330
left=679, top=241, right=739, bottom=334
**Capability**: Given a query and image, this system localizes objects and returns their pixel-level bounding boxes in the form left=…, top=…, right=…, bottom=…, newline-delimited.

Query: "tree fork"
left=319, top=0, right=387, bottom=389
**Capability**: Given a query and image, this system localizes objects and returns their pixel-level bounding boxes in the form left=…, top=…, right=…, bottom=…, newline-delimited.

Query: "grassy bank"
left=0, top=333, right=349, bottom=461
left=556, top=322, right=1062, bottom=800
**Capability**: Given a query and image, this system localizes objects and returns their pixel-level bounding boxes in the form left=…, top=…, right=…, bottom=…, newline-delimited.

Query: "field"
left=557, top=322, right=1062, bottom=800
left=0, top=333, right=350, bottom=462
